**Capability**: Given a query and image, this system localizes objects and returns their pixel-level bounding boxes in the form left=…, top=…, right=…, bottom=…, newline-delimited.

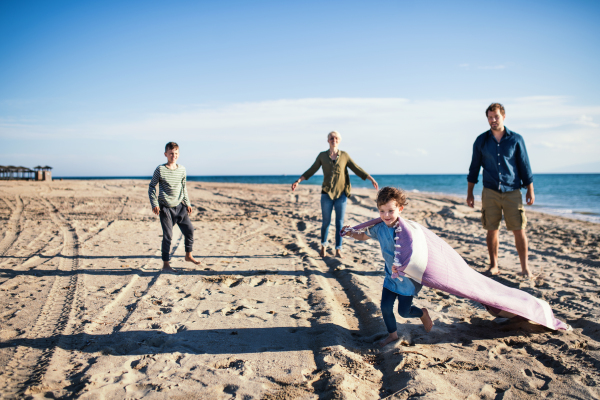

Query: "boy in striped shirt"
left=149, top=142, right=201, bottom=272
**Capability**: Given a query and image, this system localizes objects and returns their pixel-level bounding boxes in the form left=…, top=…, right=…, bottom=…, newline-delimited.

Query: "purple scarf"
left=342, top=217, right=569, bottom=331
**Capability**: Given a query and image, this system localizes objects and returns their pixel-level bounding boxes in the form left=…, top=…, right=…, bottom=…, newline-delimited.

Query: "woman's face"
left=328, top=135, right=340, bottom=148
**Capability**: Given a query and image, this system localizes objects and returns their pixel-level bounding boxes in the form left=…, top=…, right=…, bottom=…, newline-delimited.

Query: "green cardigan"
left=302, top=150, right=370, bottom=200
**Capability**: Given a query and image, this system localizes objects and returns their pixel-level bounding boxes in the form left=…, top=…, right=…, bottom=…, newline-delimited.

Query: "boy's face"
left=164, top=148, right=179, bottom=164
left=378, top=200, right=404, bottom=227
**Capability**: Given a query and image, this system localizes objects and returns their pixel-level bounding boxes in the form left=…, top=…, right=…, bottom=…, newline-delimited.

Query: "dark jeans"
left=320, top=193, right=347, bottom=249
left=381, top=287, right=423, bottom=333
left=159, top=203, right=194, bottom=261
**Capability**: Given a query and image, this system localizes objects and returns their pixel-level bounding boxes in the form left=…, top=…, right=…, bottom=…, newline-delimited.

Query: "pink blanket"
left=341, top=217, right=569, bottom=331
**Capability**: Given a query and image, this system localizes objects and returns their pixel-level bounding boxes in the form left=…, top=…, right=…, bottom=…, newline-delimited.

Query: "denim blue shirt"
left=366, top=222, right=420, bottom=296
left=467, top=127, right=533, bottom=192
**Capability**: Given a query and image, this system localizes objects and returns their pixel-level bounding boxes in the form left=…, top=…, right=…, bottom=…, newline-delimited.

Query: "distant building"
left=34, top=166, right=53, bottom=181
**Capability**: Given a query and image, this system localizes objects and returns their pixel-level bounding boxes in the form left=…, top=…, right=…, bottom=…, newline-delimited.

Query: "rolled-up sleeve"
left=516, top=137, right=533, bottom=186
left=365, top=224, right=378, bottom=240
left=467, top=137, right=483, bottom=184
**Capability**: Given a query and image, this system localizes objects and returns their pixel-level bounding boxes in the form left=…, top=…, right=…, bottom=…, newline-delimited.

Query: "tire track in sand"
left=0, top=197, right=84, bottom=398
left=0, top=195, right=24, bottom=258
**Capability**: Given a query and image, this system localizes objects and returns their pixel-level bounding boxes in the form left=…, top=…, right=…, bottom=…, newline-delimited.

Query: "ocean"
left=57, top=174, right=600, bottom=224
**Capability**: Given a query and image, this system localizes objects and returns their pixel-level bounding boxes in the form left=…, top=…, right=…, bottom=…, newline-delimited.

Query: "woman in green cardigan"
left=291, top=131, right=378, bottom=258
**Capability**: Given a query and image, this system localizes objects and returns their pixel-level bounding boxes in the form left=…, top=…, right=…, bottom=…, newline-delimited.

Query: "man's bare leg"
left=420, top=308, right=433, bottom=332
left=512, top=229, right=532, bottom=278
left=335, top=249, right=344, bottom=259
left=185, top=252, right=202, bottom=265
left=162, top=260, right=176, bottom=272
left=379, top=331, right=399, bottom=348
left=486, top=230, right=500, bottom=275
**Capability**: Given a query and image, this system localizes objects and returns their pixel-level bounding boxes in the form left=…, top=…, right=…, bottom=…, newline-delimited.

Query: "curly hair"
left=376, top=187, right=408, bottom=208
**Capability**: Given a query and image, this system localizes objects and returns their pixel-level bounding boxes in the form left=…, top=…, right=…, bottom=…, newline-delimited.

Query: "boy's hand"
left=341, top=225, right=352, bottom=237
left=187, top=206, right=192, bottom=214
left=152, top=206, right=160, bottom=215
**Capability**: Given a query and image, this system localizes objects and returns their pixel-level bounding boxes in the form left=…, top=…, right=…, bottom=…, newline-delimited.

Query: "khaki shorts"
left=481, top=188, right=527, bottom=231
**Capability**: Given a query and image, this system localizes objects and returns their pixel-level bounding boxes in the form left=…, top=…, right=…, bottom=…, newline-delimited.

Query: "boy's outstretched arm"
left=341, top=225, right=369, bottom=241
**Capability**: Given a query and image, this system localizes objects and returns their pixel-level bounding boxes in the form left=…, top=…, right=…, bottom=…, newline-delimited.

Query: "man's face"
left=165, top=148, right=179, bottom=164
left=487, top=109, right=505, bottom=131
left=378, top=200, right=403, bottom=227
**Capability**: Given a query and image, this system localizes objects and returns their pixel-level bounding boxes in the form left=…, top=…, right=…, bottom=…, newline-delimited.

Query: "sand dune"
left=0, top=180, right=599, bottom=399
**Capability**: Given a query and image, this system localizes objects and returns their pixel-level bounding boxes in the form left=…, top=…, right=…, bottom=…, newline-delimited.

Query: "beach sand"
left=0, top=179, right=599, bottom=399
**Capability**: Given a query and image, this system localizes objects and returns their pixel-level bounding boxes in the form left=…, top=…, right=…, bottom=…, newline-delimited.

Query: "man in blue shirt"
left=467, top=103, right=535, bottom=278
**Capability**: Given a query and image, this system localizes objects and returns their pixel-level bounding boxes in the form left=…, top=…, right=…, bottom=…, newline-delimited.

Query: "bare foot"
left=484, top=266, right=500, bottom=276
left=378, top=332, right=399, bottom=348
left=517, top=270, right=534, bottom=280
left=319, top=246, right=326, bottom=257
left=335, top=249, right=344, bottom=259
left=162, top=262, right=177, bottom=273
left=185, top=252, right=202, bottom=265
left=420, top=308, right=433, bottom=332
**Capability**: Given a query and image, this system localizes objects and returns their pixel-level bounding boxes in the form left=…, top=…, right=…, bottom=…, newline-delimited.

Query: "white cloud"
left=576, top=115, right=599, bottom=128
left=1, top=96, right=599, bottom=175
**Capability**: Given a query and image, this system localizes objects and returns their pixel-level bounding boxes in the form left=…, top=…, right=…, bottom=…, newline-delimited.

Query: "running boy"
left=149, top=142, right=201, bottom=272
left=343, top=187, right=433, bottom=347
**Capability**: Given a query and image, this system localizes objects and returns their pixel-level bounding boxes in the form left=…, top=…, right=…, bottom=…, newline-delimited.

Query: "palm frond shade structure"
left=0, top=165, right=37, bottom=180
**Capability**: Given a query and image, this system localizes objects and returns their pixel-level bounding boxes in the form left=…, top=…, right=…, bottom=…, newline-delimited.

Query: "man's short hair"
left=376, top=187, right=408, bottom=208
left=486, top=103, right=505, bottom=117
left=165, top=142, right=179, bottom=152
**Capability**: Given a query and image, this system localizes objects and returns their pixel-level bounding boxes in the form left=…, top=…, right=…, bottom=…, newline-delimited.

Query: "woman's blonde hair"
left=327, top=131, right=342, bottom=141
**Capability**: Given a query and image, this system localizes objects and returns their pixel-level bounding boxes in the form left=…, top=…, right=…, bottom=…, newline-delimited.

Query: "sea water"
left=58, top=174, right=600, bottom=223
left=186, top=174, right=600, bottom=223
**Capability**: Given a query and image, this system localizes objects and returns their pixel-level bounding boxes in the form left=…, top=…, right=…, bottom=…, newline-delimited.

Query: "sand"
left=0, top=179, right=599, bottom=399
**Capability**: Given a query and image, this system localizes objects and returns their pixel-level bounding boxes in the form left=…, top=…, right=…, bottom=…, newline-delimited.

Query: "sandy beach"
left=0, top=179, right=599, bottom=399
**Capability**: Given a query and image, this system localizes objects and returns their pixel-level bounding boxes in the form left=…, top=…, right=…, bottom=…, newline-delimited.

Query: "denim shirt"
left=467, top=128, right=533, bottom=192
left=366, top=221, right=420, bottom=296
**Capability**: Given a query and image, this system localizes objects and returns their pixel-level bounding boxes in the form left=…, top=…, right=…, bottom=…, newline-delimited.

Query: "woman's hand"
left=291, top=177, right=304, bottom=191
left=368, top=176, right=379, bottom=191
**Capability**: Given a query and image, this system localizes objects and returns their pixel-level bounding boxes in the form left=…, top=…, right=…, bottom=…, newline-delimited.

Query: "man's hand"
left=466, top=182, right=476, bottom=208
left=152, top=206, right=160, bottom=215
left=368, top=176, right=379, bottom=191
left=526, top=184, right=535, bottom=205
left=187, top=206, right=192, bottom=214
left=467, top=193, right=475, bottom=208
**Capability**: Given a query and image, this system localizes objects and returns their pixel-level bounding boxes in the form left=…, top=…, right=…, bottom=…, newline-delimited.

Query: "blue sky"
left=1, top=0, right=599, bottom=176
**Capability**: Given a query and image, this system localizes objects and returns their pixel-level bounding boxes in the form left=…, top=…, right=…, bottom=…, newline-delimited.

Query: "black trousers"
left=159, top=203, right=194, bottom=261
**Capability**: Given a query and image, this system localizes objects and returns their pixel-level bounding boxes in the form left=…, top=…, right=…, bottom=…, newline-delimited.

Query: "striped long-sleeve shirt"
left=148, top=164, right=190, bottom=208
